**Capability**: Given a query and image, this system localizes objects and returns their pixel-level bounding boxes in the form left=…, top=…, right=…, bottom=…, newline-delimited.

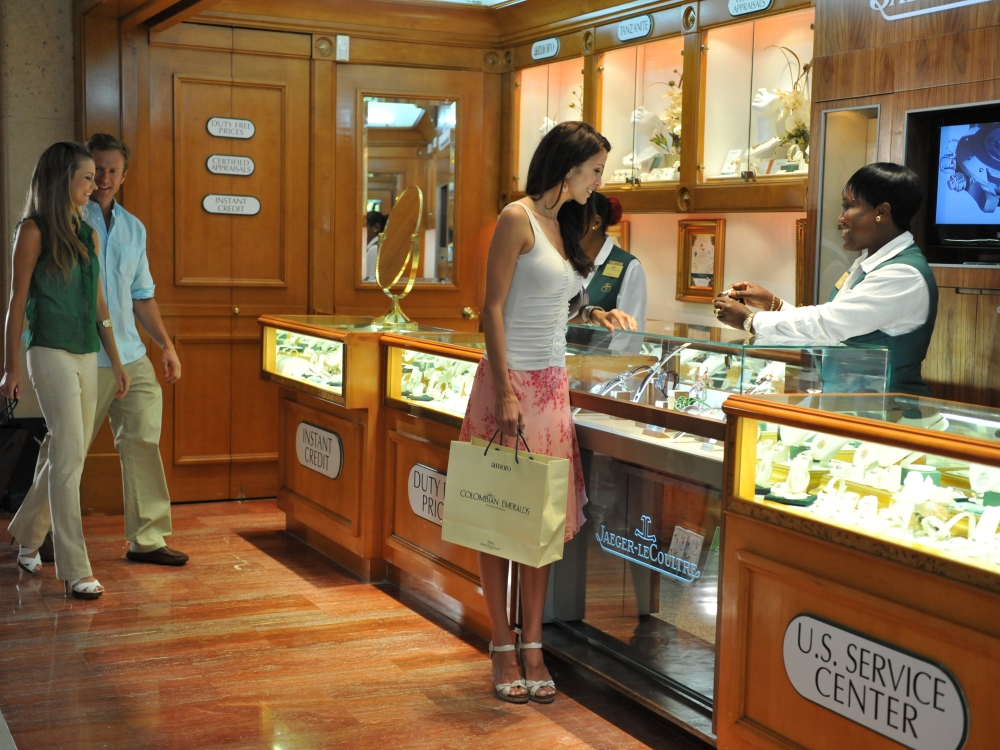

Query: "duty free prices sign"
left=783, top=615, right=968, bottom=750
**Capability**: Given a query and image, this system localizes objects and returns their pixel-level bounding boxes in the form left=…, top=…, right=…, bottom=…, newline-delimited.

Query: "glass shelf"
left=703, top=8, right=814, bottom=182
left=732, top=393, right=1000, bottom=578
left=516, top=58, right=585, bottom=193
left=598, top=36, right=684, bottom=187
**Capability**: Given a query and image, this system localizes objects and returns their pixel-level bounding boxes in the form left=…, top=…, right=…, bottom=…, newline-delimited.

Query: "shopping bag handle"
left=484, top=430, right=533, bottom=464
left=0, top=398, right=17, bottom=427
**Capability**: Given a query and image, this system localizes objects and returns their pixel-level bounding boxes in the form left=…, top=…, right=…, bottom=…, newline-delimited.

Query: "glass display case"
left=702, top=8, right=814, bottom=182
left=727, top=393, right=1000, bottom=578
left=383, top=332, right=484, bottom=421
left=516, top=58, right=585, bottom=193
left=260, top=315, right=443, bottom=407
left=598, top=36, right=684, bottom=187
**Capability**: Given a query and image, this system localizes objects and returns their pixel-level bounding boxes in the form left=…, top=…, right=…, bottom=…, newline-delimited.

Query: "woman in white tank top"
left=458, top=122, right=636, bottom=705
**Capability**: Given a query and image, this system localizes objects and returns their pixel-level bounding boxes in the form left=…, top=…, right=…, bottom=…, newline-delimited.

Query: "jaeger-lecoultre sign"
left=206, top=117, right=255, bottom=139
left=202, top=195, right=261, bottom=216
left=206, top=155, right=255, bottom=176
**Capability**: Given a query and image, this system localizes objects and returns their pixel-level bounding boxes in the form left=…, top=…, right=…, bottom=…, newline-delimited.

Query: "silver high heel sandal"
left=64, top=578, right=103, bottom=600
left=488, top=642, right=528, bottom=704
left=517, top=634, right=556, bottom=704
left=16, top=545, right=42, bottom=574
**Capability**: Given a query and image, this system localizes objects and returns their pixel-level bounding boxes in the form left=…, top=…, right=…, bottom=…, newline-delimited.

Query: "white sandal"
left=64, top=578, right=103, bottom=600
left=489, top=642, right=528, bottom=704
left=16, top=546, right=41, bottom=574
left=517, top=637, right=556, bottom=704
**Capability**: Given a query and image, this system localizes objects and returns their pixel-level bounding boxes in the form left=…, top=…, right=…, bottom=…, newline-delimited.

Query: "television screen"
left=936, top=122, right=1000, bottom=225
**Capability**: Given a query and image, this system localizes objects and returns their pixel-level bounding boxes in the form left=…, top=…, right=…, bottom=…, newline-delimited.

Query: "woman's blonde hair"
left=22, top=142, right=94, bottom=280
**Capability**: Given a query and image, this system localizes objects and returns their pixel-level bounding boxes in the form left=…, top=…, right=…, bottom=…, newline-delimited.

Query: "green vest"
left=586, top=245, right=637, bottom=311
left=828, top=244, right=938, bottom=397
left=25, top=216, right=101, bottom=355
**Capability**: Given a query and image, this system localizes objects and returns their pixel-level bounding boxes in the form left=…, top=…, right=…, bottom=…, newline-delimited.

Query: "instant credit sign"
left=783, top=615, right=968, bottom=750
left=295, top=422, right=343, bottom=480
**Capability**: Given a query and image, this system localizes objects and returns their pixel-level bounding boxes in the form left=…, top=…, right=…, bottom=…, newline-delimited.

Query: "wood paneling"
left=718, top=516, right=1000, bottom=750
left=282, top=398, right=363, bottom=530
left=892, top=26, right=996, bottom=93
left=977, top=294, right=1000, bottom=407
left=310, top=56, right=336, bottom=314
left=812, top=46, right=894, bottom=102
left=924, top=288, right=979, bottom=405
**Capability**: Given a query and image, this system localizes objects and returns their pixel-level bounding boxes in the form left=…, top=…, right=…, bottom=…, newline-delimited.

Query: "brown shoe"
left=125, top=546, right=189, bottom=566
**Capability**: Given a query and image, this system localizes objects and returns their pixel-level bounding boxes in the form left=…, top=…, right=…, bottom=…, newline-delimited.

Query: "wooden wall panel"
left=230, top=333, right=280, bottom=498
left=172, top=334, right=232, bottom=466
left=282, top=399, right=363, bottom=531
left=891, top=26, right=996, bottom=93
left=924, top=287, right=979, bottom=405
left=310, top=56, right=336, bottom=314
left=79, top=9, right=123, bottom=139
left=977, top=294, right=1000, bottom=408
left=888, top=81, right=995, bottom=163
left=813, top=0, right=893, bottom=56
left=812, top=46, right=894, bottom=102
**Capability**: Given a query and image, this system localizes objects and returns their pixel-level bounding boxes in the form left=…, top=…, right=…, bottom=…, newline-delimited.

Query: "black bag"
left=0, top=400, right=47, bottom=514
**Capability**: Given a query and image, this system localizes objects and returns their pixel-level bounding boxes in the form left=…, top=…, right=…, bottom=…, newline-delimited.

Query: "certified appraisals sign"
left=207, top=117, right=255, bottom=139
left=617, top=15, right=653, bottom=42
left=295, top=422, right=343, bottom=480
left=408, top=464, right=446, bottom=525
left=530, top=37, right=560, bottom=61
left=595, top=514, right=706, bottom=584
left=206, top=155, right=255, bottom=176
left=728, top=0, right=773, bottom=16
left=783, top=615, right=968, bottom=750
left=202, top=194, right=261, bottom=216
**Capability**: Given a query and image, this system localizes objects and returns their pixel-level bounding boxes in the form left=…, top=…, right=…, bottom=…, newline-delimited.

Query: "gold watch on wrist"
left=743, top=311, right=756, bottom=344
left=98, top=319, right=112, bottom=329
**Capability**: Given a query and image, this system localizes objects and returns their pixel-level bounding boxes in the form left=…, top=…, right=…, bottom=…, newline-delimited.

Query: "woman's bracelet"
left=582, top=305, right=605, bottom=325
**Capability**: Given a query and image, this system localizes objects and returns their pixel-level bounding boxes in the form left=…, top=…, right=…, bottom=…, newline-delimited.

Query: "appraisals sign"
left=783, top=615, right=968, bottom=750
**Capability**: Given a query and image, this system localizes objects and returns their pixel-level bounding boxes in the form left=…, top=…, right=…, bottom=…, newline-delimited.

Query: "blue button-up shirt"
left=82, top=200, right=155, bottom=367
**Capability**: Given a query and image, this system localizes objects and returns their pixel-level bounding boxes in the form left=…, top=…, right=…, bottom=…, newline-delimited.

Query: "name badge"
left=602, top=261, right=624, bottom=279
left=834, top=272, right=849, bottom=290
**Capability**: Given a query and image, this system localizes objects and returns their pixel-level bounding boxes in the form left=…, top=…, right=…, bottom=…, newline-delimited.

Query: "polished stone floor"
left=0, top=500, right=712, bottom=750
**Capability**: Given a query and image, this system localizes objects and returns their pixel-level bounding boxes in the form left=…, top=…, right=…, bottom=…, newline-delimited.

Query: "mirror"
left=362, top=96, right=456, bottom=285
left=372, top=185, right=422, bottom=329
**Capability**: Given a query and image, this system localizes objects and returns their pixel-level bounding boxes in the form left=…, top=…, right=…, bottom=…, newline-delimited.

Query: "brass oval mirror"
left=373, top=185, right=422, bottom=329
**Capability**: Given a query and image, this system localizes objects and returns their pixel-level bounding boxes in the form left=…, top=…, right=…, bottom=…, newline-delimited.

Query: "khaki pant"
left=8, top=347, right=97, bottom=581
left=11, top=356, right=173, bottom=565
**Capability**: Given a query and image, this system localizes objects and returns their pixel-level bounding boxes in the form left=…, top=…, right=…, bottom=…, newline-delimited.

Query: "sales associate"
left=713, top=163, right=938, bottom=396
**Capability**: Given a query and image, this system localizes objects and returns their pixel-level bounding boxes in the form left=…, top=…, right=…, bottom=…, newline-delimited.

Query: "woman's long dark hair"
left=525, top=122, right=611, bottom=276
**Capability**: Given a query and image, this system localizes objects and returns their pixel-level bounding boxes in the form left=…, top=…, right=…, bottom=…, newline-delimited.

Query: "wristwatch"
left=743, top=312, right=756, bottom=344
left=98, top=319, right=112, bottom=329
left=581, top=305, right=605, bottom=326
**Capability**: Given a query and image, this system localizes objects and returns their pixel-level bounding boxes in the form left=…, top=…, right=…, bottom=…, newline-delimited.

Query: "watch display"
left=398, top=349, right=477, bottom=417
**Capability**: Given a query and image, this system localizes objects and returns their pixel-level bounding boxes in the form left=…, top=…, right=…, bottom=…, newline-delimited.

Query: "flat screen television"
left=918, top=103, right=1000, bottom=263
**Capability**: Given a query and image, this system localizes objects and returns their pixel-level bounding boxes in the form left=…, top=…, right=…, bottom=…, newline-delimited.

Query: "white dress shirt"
left=364, top=236, right=379, bottom=281
left=582, top=236, right=648, bottom=331
left=753, top=231, right=930, bottom=343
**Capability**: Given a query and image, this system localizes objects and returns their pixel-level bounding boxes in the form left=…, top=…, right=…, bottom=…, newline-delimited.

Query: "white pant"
left=8, top=347, right=97, bottom=581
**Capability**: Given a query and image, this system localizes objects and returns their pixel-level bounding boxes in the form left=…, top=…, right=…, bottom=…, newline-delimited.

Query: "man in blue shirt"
left=34, top=133, right=188, bottom=565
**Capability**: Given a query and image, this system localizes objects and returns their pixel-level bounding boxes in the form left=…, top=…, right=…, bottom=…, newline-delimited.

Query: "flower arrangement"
left=650, top=70, right=683, bottom=157
left=768, top=46, right=812, bottom=151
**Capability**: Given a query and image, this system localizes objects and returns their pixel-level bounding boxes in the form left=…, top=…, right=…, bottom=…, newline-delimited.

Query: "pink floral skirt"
left=459, top=360, right=588, bottom=542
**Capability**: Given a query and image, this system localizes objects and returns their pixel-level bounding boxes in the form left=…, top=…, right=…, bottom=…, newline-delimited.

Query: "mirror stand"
left=372, top=223, right=422, bottom=330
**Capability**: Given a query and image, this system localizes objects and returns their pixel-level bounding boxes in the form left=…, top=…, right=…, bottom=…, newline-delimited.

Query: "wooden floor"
left=0, top=500, right=712, bottom=750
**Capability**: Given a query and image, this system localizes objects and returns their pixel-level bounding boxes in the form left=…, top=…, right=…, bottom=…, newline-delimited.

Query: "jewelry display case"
left=515, top=57, right=585, bottom=194
left=378, top=325, right=887, bottom=739
left=718, top=392, right=1000, bottom=750
left=598, top=36, right=684, bottom=188
left=702, top=7, right=814, bottom=182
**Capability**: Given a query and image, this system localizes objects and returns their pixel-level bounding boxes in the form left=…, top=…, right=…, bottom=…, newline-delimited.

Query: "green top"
left=828, top=244, right=938, bottom=397
left=25, top=215, right=101, bottom=355
left=585, top=244, right=637, bottom=311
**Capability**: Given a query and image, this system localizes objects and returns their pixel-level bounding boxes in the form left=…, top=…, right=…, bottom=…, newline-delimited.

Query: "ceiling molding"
left=148, top=0, right=226, bottom=32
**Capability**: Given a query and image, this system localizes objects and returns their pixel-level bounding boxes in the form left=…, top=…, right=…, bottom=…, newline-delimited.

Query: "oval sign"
left=206, top=117, right=255, bottom=139
left=728, top=0, right=773, bottom=16
left=202, top=194, right=261, bottom=216
left=295, top=422, right=343, bottom=480
left=783, top=614, right=967, bottom=750
left=617, top=15, right=653, bottom=42
left=206, top=155, right=255, bottom=176
left=408, top=463, right=446, bottom=526
left=530, top=37, right=560, bottom=61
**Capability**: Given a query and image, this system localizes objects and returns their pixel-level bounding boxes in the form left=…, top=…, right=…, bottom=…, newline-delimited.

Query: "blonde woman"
left=4, top=142, right=130, bottom=600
